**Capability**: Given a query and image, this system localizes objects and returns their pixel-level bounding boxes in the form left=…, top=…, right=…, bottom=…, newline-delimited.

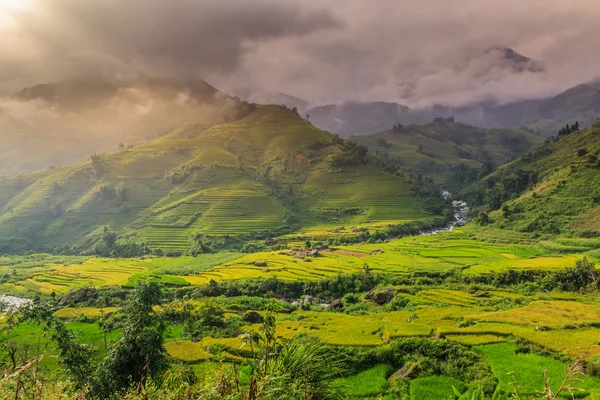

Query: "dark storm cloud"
left=0, top=0, right=341, bottom=92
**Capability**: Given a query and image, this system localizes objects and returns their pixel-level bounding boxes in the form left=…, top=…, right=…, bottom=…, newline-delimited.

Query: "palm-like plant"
left=240, top=308, right=344, bottom=399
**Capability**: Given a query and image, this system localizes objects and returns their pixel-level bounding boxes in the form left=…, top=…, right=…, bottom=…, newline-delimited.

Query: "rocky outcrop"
left=243, top=311, right=264, bottom=324
left=365, top=288, right=395, bottom=305
left=58, top=287, right=98, bottom=306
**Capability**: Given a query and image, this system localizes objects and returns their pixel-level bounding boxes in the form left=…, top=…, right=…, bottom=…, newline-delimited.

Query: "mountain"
left=307, top=102, right=410, bottom=137
left=461, top=119, right=600, bottom=236
left=0, top=105, right=443, bottom=254
left=235, top=89, right=309, bottom=111
left=486, top=46, right=545, bottom=73
left=350, top=121, right=544, bottom=185
left=0, top=78, right=234, bottom=177
left=307, top=81, right=600, bottom=138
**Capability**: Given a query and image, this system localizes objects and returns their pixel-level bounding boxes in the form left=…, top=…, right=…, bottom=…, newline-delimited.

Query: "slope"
left=0, top=105, right=441, bottom=254
left=461, top=119, right=600, bottom=236
left=350, top=122, right=544, bottom=185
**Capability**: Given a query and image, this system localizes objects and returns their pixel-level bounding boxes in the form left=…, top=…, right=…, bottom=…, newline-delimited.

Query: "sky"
left=1, top=0, right=600, bottom=107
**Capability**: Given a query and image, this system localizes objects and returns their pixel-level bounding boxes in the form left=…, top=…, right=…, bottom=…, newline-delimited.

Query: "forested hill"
left=0, top=105, right=445, bottom=254
left=350, top=121, right=544, bottom=187
left=462, top=119, right=600, bottom=235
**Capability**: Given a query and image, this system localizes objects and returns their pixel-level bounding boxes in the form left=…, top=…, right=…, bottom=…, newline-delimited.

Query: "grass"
left=475, top=343, right=600, bottom=397
left=409, top=376, right=466, bottom=400
left=172, top=231, right=583, bottom=283
left=463, top=125, right=600, bottom=236
left=0, top=321, right=121, bottom=371
left=331, top=364, right=393, bottom=398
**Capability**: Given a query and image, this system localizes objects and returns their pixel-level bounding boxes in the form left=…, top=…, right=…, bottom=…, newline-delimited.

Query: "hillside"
left=350, top=122, right=544, bottom=185
left=0, top=105, right=443, bottom=254
left=0, top=78, right=236, bottom=177
left=461, top=119, right=600, bottom=235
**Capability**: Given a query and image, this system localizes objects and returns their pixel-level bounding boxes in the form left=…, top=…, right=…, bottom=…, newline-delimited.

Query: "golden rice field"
left=159, top=289, right=600, bottom=363
left=0, top=231, right=595, bottom=296
left=176, top=233, right=580, bottom=284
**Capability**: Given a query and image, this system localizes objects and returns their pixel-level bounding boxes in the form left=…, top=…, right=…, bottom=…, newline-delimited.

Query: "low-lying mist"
left=0, top=79, right=235, bottom=177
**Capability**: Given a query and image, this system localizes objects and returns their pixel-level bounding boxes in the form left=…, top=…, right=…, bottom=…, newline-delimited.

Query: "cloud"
left=0, top=0, right=341, bottom=92
left=226, top=0, right=600, bottom=106
left=1, top=0, right=600, bottom=107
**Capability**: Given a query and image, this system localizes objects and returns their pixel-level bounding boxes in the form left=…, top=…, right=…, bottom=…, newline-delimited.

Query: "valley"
left=2, top=7, right=600, bottom=396
left=2, top=106, right=600, bottom=399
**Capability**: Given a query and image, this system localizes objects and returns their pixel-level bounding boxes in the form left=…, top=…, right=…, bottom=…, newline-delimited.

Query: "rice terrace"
left=3, top=1, right=600, bottom=399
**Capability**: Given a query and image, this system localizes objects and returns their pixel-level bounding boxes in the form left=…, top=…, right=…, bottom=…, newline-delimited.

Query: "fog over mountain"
left=2, top=0, right=600, bottom=108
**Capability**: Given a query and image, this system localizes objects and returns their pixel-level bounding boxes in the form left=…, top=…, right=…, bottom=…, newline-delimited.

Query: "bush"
left=385, top=294, right=414, bottom=311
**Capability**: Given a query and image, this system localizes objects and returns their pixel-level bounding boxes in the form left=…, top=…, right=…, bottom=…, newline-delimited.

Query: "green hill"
left=0, top=105, right=443, bottom=254
left=461, top=119, right=600, bottom=236
left=350, top=121, right=544, bottom=185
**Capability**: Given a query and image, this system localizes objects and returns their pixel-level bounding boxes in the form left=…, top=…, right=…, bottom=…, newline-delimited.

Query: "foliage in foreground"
left=0, top=285, right=344, bottom=399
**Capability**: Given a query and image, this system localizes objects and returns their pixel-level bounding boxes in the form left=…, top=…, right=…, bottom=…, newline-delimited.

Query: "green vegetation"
left=3, top=241, right=600, bottom=398
left=1, top=230, right=593, bottom=296
left=410, top=376, right=466, bottom=400
left=2, top=92, right=600, bottom=399
left=351, top=122, right=543, bottom=185
left=462, top=122, right=600, bottom=237
left=476, top=343, right=600, bottom=397
left=0, top=105, right=448, bottom=255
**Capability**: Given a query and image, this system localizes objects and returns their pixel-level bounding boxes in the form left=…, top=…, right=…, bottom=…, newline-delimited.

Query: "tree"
left=482, top=159, right=496, bottom=175
left=558, top=122, right=580, bottom=136
left=8, top=282, right=170, bottom=399
left=90, top=152, right=105, bottom=177
left=102, top=226, right=117, bottom=249
left=91, top=282, right=169, bottom=397
left=98, top=183, right=114, bottom=199
left=118, top=143, right=124, bottom=151
left=115, top=182, right=128, bottom=201
left=377, top=138, right=392, bottom=149
left=235, top=154, right=243, bottom=172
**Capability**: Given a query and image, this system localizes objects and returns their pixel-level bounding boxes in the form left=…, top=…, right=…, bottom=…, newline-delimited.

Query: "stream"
left=421, top=190, right=469, bottom=236
left=0, top=294, right=31, bottom=310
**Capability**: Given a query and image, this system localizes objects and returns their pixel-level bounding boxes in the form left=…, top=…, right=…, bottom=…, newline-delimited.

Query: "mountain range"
left=306, top=81, right=600, bottom=137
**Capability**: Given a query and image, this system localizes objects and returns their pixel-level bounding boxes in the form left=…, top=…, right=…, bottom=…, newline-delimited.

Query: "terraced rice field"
left=25, top=259, right=151, bottom=293
left=297, top=168, right=430, bottom=230
left=196, top=189, right=286, bottom=234
left=2, top=231, right=594, bottom=294
left=160, top=290, right=600, bottom=364
left=138, top=186, right=287, bottom=250
left=174, top=232, right=581, bottom=284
